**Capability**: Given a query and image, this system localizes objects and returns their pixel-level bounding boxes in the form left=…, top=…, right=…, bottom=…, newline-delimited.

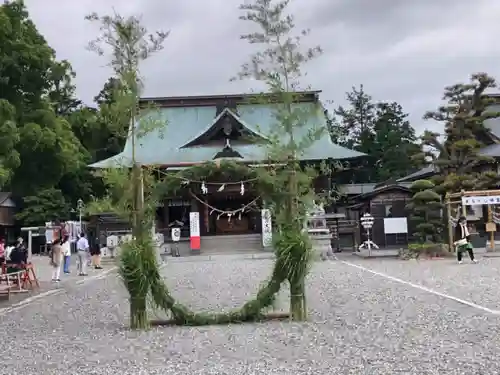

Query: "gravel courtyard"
left=1, top=255, right=500, bottom=374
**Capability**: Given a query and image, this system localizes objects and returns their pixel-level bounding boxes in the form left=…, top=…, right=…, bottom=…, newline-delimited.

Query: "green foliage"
left=400, top=242, right=450, bottom=260
left=0, top=100, right=20, bottom=187
left=14, top=103, right=86, bottom=196
left=86, top=10, right=169, bottom=329
left=0, top=1, right=98, bottom=224
left=0, top=1, right=54, bottom=110
left=407, top=179, right=442, bottom=243
left=234, top=0, right=324, bottom=321
left=420, top=73, right=500, bottom=194
left=16, top=188, right=71, bottom=225
left=331, top=85, right=421, bottom=182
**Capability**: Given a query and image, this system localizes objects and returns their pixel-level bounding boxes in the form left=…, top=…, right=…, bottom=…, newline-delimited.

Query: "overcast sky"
left=25, top=0, right=500, bottom=133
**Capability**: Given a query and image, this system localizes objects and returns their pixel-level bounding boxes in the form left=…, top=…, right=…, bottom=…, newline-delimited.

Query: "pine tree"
left=372, top=102, right=421, bottom=181
left=407, top=179, right=442, bottom=243
left=421, top=73, right=500, bottom=194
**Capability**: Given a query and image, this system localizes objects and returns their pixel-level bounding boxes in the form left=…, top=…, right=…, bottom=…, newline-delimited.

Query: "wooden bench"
left=0, top=270, right=25, bottom=300
left=1, top=263, right=39, bottom=290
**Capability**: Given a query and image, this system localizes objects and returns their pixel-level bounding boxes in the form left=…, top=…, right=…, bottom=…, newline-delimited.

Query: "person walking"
left=76, top=232, right=89, bottom=276
left=61, top=235, right=71, bottom=274
left=90, top=243, right=103, bottom=270
left=50, top=239, right=63, bottom=282
left=454, top=216, right=477, bottom=264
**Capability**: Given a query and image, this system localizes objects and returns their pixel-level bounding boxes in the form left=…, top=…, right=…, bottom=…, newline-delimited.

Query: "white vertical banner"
left=189, top=212, right=200, bottom=250
left=45, top=222, right=54, bottom=244
left=261, top=209, right=272, bottom=247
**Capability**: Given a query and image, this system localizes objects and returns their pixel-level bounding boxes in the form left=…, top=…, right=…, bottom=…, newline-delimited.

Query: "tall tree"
left=0, top=100, right=20, bottom=187
left=0, top=0, right=54, bottom=111
left=333, top=86, right=420, bottom=182
left=334, top=85, right=375, bottom=151
left=0, top=1, right=87, bottom=223
left=47, top=60, right=82, bottom=116
left=372, top=102, right=421, bottom=181
left=421, top=73, right=500, bottom=194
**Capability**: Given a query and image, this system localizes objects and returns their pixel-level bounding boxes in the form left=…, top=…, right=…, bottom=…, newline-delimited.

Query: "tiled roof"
left=90, top=101, right=366, bottom=168
left=397, top=166, right=436, bottom=182
left=340, top=182, right=412, bottom=196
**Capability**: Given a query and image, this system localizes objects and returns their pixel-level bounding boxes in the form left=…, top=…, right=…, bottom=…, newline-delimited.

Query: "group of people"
left=0, top=237, right=28, bottom=272
left=50, top=232, right=103, bottom=282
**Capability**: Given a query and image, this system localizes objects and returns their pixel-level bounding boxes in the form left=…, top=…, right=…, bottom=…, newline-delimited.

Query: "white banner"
left=462, top=196, right=500, bottom=206
left=189, top=212, right=200, bottom=237
left=261, top=209, right=272, bottom=247
left=189, top=212, right=200, bottom=250
left=45, top=222, right=54, bottom=244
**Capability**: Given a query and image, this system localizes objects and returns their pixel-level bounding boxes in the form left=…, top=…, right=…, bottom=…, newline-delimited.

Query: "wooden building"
left=0, top=192, right=17, bottom=243
left=90, top=91, right=365, bottom=253
left=331, top=182, right=413, bottom=250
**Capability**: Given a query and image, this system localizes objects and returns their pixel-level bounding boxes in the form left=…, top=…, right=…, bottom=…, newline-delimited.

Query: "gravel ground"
left=344, top=255, right=500, bottom=311
left=0, top=256, right=500, bottom=374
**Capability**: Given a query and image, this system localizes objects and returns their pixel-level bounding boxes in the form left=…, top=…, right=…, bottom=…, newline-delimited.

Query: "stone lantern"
left=306, top=202, right=333, bottom=260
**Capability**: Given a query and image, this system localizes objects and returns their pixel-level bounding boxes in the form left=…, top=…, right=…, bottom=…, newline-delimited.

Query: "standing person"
left=90, top=243, right=103, bottom=270
left=454, top=216, right=478, bottom=264
left=50, top=239, right=63, bottom=282
left=0, top=238, right=5, bottom=265
left=61, top=235, right=71, bottom=274
left=76, top=232, right=89, bottom=276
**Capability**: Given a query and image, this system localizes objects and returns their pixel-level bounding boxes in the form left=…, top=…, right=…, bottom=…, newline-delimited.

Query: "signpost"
left=359, top=213, right=378, bottom=256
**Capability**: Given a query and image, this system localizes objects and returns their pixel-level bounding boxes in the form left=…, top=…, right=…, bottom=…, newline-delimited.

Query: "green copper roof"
left=90, top=102, right=365, bottom=168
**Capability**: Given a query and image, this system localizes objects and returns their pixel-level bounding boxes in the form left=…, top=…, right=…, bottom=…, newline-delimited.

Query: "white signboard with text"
left=189, top=212, right=200, bottom=250
left=462, top=196, right=500, bottom=206
left=261, top=209, right=272, bottom=247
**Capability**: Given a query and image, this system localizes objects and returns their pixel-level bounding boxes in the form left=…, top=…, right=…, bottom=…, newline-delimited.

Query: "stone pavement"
left=0, top=254, right=114, bottom=309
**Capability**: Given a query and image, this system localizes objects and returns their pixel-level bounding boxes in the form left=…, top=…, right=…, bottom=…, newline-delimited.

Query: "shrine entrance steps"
left=200, top=234, right=264, bottom=254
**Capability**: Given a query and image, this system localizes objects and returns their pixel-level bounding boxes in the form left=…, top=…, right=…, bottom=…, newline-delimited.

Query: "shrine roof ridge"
left=139, top=91, right=322, bottom=108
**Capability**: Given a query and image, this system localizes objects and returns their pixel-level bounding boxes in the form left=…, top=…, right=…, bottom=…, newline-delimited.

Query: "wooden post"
left=445, top=193, right=453, bottom=253
left=460, top=190, right=466, bottom=217
left=488, top=204, right=495, bottom=251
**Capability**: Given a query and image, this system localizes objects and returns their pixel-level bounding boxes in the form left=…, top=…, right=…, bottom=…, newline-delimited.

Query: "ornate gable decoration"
left=180, top=107, right=268, bottom=148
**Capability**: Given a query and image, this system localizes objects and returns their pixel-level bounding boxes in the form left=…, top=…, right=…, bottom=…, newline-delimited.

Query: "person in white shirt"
left=76, top=232, right=89, bottom=276
left=61, top=235, right=71, bottom=274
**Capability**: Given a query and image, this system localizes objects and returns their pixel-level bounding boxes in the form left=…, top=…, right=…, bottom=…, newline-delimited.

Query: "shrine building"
left=90, top=91, right=365, bottom=254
